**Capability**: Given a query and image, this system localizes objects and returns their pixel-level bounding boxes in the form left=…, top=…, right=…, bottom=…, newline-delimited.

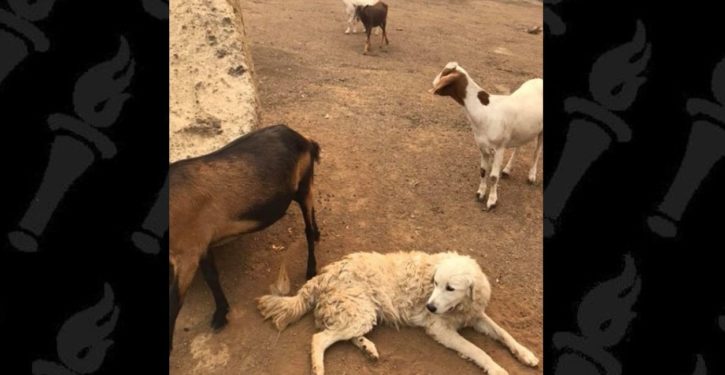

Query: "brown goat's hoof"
left=211, top=311, right=229, bottom=331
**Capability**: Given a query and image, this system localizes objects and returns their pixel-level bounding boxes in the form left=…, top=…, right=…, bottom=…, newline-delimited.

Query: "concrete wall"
left=170, top=0, right=260, bottom=162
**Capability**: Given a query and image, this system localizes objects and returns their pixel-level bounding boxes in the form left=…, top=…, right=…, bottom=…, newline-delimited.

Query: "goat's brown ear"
left=432, top=71, right=461, bottom=96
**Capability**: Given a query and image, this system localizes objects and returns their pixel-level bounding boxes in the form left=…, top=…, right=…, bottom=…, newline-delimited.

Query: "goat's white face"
left=426, top=256, right=476, bottom=314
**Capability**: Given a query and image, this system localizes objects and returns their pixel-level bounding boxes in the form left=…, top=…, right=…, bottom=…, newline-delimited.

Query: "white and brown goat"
left=341, top=0, right=378, bottom=34
left=169, top=124, right=321, bottom=354
left=430, top=62, right=543, bottom=210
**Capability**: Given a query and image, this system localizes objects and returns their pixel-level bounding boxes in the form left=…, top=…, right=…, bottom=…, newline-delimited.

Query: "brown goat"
left=355, top=1, right=389, bottom=55
left=169, top=124, right=321, bottom=354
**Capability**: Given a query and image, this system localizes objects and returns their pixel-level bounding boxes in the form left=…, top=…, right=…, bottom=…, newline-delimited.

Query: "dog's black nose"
left=426, top=303, right=437, bottom=313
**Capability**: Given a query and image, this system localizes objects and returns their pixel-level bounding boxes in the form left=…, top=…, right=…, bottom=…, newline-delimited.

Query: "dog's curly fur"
left=257, top=251, right=539, bottom=375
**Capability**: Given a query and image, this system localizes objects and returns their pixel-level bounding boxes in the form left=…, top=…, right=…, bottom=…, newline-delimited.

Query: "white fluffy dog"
left=257, top=251, right=539, bottom=375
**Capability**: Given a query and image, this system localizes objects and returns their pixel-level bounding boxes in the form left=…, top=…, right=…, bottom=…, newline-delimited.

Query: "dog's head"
left=426, top=254, right=490, bottom=314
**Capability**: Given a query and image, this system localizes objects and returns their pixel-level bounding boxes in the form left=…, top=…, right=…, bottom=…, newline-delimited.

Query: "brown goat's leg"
left=296, top=168, right=318, bottom=279
left=380, top=25, right=385, bottom=48
left=312, top=207, right=321, bottom=241
left=298, top=195, right=317, bottom=280
left=169, top=257, right=197, bottom=355
left=200, top=250, right=230, bottom=330
left=169, top=261, right=181, bottom=355
left=363, top=29, right=371, bottom=55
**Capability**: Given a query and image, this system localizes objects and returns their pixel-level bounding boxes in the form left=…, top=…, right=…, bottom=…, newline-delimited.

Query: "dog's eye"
left=446, top=285, right=454, bottom=292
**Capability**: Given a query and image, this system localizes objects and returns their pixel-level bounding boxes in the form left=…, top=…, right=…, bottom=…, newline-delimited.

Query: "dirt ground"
left=170, top=0, right=542, bottom=374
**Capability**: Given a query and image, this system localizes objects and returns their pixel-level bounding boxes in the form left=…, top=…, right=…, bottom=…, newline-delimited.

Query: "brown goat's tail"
left=268, top=260, right=291, bottom=296
left=309, top=140, right=321, bottom=164
left=256, top=275, right=320, bottom=331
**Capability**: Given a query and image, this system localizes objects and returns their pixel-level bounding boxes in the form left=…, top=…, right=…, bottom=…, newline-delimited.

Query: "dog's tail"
left=256, top=270, right=321, bottom=331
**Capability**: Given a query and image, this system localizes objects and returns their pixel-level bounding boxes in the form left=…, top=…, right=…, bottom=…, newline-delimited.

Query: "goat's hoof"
left=527, top=176, right=537, bottom=185
left=475, top=192, right=486, bottom=202
left=211, top=311, right=229, bottom=330
left=483, top=202, right=497, bottom=211
left=306, top=271, right=317, bottom=280
left=501, top=170, right=511, bottom=178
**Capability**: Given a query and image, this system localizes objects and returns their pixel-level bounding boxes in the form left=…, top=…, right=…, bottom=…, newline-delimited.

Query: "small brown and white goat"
left=355, top=2, right=389, bottom=55
left=430, top=62, right=543, bottom=210
left=169, top=124, right=321, bottom=354
left=341, top=0, right=378, bottom=34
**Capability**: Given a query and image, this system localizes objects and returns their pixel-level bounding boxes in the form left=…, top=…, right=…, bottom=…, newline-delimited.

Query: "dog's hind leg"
left=475, top=313, right=539, bottom=367
left=311, top=302, right=376, bottom=374
left=351, top=336, right=379, bottom=361
left=311, top=329, right=362, bottom=375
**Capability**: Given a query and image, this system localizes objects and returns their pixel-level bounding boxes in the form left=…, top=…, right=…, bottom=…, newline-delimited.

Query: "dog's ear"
left=432, top=71, right=461, bottom=96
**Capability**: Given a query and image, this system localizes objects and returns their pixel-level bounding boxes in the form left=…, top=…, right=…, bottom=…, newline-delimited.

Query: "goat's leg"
left=502, top=149, right=516, bottom=177
left=169, top=255, right=199, bottom=355
left=382, top=23, right=389, bottom=45
left=297, top=181, right=318, bottom=279
left=476, top=151, right=491, bottom=202
left=312, top=206, right=321, bottom=241
left=379, top=24, right=389, bottom=49
left=528, top=133, right=543, bottom=184
left=200, top=250, right=230, bottom=330
left=169, top=262, right=181, bottom=355
left=363, top=30, right=371, bottom=55
left=485, top=148, right=505, bottom=210
left=299, top=201, right=318, bottom=279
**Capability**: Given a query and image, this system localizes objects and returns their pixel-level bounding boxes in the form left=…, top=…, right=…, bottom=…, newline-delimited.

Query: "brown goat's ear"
left=432, top=71, right=461, bottom=96
left=477, top=90, right=490, bottom=105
